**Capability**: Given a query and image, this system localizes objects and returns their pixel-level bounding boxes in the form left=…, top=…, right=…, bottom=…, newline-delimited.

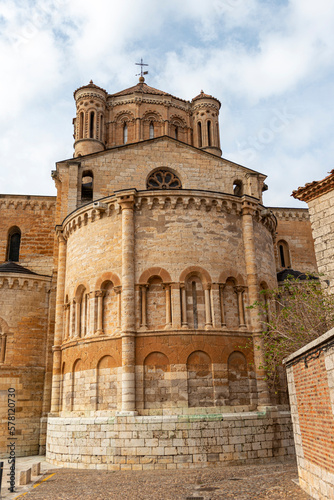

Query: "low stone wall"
left=46, top=408, right=294, bottom=470
left=284, top=328, right=334, bottom=500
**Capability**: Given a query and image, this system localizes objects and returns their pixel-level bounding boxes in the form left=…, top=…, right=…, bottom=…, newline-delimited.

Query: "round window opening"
left=147, top=170, right=182, bottom=190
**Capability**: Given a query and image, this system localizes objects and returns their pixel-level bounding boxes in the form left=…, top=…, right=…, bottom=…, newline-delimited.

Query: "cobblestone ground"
left=16, top=462, right=311, bottom=500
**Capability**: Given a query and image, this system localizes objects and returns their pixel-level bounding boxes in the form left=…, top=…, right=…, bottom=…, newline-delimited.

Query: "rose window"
left=147, top=170, right=181, bottom=190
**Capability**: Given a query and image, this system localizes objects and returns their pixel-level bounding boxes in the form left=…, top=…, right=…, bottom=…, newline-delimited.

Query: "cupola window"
left=147, top=170, right=182, bottom=190
left=197, top=122, right=202, bottom=148
left=89, top=111, right=95, bottom=139
left=149, top=122, right=154, bottom=139
left=174, top=126, right=178, bottom=140
left=123, top=123, right=128, bottom=144
left=207, top=120, right=212, bottom=147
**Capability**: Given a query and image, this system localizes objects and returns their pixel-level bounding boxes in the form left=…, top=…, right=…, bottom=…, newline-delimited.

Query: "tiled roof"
left=292, top=169, right=334, bottom=203
left=74, top=80, right=107, bottom=98
left=192, top=90, right=214, bottom=101
left=110, top=80, right=173, bottom=98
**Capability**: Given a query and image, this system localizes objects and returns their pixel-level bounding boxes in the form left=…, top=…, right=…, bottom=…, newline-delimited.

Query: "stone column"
left=219, top=284, right=226, bottom=327
left=235, top=286, right=246, bottom=327
left=164, top=284, right=172, bottom=328
left=96, top=290, right=105, bottom=334
left=180, top=283, right=188, bottom=328
left=171, top=283, right=181, bottom=329
left=210, top=283, right=221, bottom=328
left=204, top=284, right=212, bottom=328
left=203, top=121, right=209, bottom=148
left=114, top=286, right=122, bottom=329
left=89, top=291, right=96, bottom=335
left=242, top=203, right=270, bottom=405
left=74, top=299, right=81, bottom=338
left=0, top=334, right=6, bottom=363
left=69, top=300, right=75, bottom=338
left=117, top=190, right=137, bottom=413
left=140, top=285, right=147, bottom=329
left=63, top=303, right=70, bottom=341
left=50, top=228, right=67, bottom=414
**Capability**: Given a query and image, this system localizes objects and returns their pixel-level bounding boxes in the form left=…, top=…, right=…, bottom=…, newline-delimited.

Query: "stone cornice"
left=0, top=273, right=51, bottom=291
left=107, top=96, right=191, bottom=113
left=61, top=190, right=276, bottom=240
left=292, top=170, right=334, bottom=203
left=0, top=196, right=56, bottom=211
left=269, top=207, right=310, bottom=221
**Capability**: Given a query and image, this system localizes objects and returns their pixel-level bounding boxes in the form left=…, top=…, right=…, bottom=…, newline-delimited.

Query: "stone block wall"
left=308, top=190, right=334, bottom=294
left=284, top=328, right=334, bottom=499
left=271, top=207, right=318, bottom=274
left=46, top=408, right=295, bottom=470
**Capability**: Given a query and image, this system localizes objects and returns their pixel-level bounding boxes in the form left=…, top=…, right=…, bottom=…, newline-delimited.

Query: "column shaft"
left=204, top=286, right=212, bottom=327
left=50, top=230, right=67, bottom=413
left=181, top=285, right=188, bottom=328
left=242, top=206, right=270, bottom=405
left=118, top=192, right=136, bottom=412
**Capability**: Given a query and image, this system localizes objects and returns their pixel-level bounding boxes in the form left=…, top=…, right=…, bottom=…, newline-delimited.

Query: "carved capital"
left=114, top=286, right=122, bottom=295
left=55, top=225, right=65, bottom=243
left=116, top=189, right=137, bottom=210
left=95, top=290, right=105, bottom=298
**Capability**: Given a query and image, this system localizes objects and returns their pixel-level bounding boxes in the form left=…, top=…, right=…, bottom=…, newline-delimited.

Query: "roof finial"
left=135, top=58, right=149, bottom=82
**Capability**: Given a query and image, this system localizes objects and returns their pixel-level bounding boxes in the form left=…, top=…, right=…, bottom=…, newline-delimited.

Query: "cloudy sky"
left=0, top=0, right=333, bottom=207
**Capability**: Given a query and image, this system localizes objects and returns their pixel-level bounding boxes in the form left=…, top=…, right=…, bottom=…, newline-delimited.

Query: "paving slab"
left=0, top=458, right=311, bottom=499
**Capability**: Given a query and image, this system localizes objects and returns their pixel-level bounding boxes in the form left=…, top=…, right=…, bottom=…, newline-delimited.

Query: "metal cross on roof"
left=135, top=58, right=149, bottom=77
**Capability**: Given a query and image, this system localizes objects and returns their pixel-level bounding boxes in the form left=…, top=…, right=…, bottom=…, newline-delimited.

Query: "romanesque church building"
left=0, top=77, right=318, bottom=469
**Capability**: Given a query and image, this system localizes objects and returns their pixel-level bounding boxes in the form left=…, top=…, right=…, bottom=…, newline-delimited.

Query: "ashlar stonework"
left=0, top=78, right=318, bottom=468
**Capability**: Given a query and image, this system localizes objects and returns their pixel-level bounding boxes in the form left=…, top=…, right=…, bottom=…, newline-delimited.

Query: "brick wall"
left=0, top=195, right=56, bottom=275
left=285, top=328, right=334, bottom=499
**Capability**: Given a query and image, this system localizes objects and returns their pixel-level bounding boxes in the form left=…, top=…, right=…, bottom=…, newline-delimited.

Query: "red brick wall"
left=293, top=354, right=334, bottom=472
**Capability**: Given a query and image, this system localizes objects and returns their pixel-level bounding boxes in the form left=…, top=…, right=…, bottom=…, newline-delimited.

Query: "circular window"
left=147, top=170, right=181, bottom=190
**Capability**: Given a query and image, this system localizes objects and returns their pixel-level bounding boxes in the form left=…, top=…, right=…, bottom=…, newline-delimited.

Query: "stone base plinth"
left=46, top=408, right=295, bottom=470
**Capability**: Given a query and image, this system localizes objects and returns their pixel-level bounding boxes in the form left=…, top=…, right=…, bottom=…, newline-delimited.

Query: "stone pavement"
left=0, top=457, right=311, bottom=500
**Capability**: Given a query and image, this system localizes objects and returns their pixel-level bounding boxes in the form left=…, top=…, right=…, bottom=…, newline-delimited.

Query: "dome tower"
left=73, top=81, right=108, bottom=157
left=191, top=90, right=222, bottom=157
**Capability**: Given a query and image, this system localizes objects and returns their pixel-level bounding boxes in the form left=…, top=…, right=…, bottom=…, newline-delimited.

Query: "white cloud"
left=0, top=0, right=333, bottom=206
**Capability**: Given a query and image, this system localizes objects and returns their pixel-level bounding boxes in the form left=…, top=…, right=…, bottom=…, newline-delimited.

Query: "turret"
left=73, top=81, right=108, bottom=157
left=191, top=91, right=222, bottom=157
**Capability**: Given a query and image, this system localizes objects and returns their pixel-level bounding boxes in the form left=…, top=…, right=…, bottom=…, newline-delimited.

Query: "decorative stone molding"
left=0, top=274, right=51, bottom=291
left=270, top=207, right=310, bottom=221
left=0, top=197, right=56, bottom=211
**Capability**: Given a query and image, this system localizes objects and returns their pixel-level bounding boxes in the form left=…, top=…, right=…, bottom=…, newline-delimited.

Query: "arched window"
left=207, top=120, right=211, bottom=147
left=233, top=180, right=243, bottom=196
left=149, top=121, right=154, bottom=139
left=79, top=112, right=84, bottom=139
left=197, top=122, right=202, bottom=148
left=81, top=171, right=93, bottom=202
left=174, top=126, right=178, bottom=140
left=277, top=240, right=291, bottom=268
left=89, top=111, right=95, bottom=139
left=7, top=227, right=21, bottom=262
left=147, top=169, right=182, bottom=190
left=123, top=122, right=128, bottom=144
